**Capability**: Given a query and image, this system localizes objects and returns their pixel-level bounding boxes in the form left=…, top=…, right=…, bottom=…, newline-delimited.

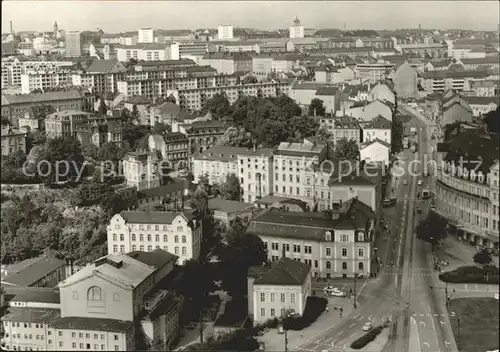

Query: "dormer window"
left=325, top=231, right=332, bottom=242
left=357, top=231, right=365, bottom=242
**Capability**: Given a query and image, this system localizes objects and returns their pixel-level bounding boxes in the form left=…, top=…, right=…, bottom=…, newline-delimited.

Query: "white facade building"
left=217, top=25, right=234, bottom=40
left=289, top=17, right=304, bottom=39
left=138, top=28, right=154, bottom=43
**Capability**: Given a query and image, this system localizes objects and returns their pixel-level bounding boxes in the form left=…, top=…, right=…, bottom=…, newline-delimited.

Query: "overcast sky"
left=2, top=1, right=499, bottom=34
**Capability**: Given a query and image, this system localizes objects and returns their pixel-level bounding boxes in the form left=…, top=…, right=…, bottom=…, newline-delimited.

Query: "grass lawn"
left=448, top=298, right=499, bottom=352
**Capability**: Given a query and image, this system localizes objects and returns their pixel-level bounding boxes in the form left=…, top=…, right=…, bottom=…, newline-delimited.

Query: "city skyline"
left=2, top=0, right=500, bottom=34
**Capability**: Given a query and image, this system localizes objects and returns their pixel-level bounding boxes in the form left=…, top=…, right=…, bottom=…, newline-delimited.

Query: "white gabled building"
left=359, top=139, right=391, bottom=167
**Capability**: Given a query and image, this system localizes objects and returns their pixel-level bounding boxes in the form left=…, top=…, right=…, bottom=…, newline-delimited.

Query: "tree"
left=219, top=228, right=267, bottom=299
left=308, top=98, right=326, bottom=117
left=0, top=150, right=28, bottom=182
left=484, top=106, right=500, bottom=134
left=288, top=115, right=320, bottom=141
left=206, top=92, right=233, bottom=119
left=1, top=116, right=10, bottom=127
left=175, top=259, right=216, bottom=300
left=334, top=138, right=360, bottom=160
left=218, top=126, right=253, bottom=148
left=317, top=126, right=333, bottom=141
left=242, top=75, right=258, bottom=84
left=166, top=94, right=177, bottom=104
left=122, top=122, right=150, bottom=149
left=220, top=173, right=241, bottom=201
left=152, top=122, right=170, bottom=134
left=131, top=104, right=140, bottom=122
left=473, top=250, right=493, bottom=266
left=391, top=113, right=404, bottom=153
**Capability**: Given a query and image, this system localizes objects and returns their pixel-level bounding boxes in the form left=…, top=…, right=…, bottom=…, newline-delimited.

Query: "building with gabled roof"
left=247, top=253, right=311, bottom=324
left=360, top=114, right=392, bottom=145
left=247, top=197, right=374, bottom=279
left=359, top=138, right=391, bottom=166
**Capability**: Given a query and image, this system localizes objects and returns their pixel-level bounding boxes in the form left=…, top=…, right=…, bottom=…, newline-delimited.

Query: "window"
left=79, top=343, right=84, bottom=349
left=271, top=308, right=276, bottom=317
left=260, top=308, right=265, bottom=316
left=155, top=235, right=159, bottom=242
left=175, top=236, right=179, bottom=243
left=326, top=261, right=331, bottom=269
left=140, top=234, right=144, bottom=241
left=132, top=234, right=136, bottom=241
left=72, top=343, right=77, bottom=348
left=314, top=260, right=318, bottom=268
left=280, top=293, right=285, bottom=303
left=58, top=342, right=63, bottom=348
left=113, top=234, right=117, bottom=241
left=325, top=247, right=331, bottom=256
left=86, top=333, right=90, bottom=338
left=182, top=235, right=186, bottom=243
left=163, top=235, right=168, bottom=242
left=270, top=293, right=275, bottom=302
left=147, top=234, right=152, bottom=241
left=175, top=247, right=179, bottom=255
left=120, top=234, right=124, bottom=241
left=342, top=262, right=347, bottom=270
left=115, top=346, right=119, bottom=351
left=94, top=334, right=98, bottom=339
left=359, top=262, right=364, bottom=271
left=342, top=248, right=348, bottom=257
left=291, top=293, right=295, bottom=303
left=114, top=335, right=119, bottom=341
left=58, top=331, right=62, bottom=336
left=72, top=332, right=76, bottom=338
left=182, top=247, right=187, bottom=255
left=260, top=292, right=265, bottom=302
left=113, top=245, right=118, bottom=253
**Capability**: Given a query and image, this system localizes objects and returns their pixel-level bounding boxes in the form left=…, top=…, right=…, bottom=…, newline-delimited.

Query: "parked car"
left=324, top=286, right=346, bottom=297
left=362, top=322, right=373, bottom=331
left=417, top=179, right=423, bottom=186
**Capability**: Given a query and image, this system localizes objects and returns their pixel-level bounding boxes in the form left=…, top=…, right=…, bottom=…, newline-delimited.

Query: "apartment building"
left=2, top=58, right=74, bottom=87
left=208, top=198, right=256, bottom=226
left=43, top=110, right=91, bottom=139
left=122, top=150, right=162, bottom=191
left=435, top=130, right=499, bottom=249
left=177, top=80, right=293, bottom=112
left=1, top=90, right=94, bottom=126
left=461, top=96, right=498, bottom=117
left=359, top=139, right=391, bottom=167
left=354, top=58, right=394, bottom=83
left=289, top=17, right=304, bottom=39
left=71, top=59, right=128, bottom=94
left=192, top=146, right=244, bottom=185
left=368, top=82, right=396, bottom=106
left=138, top=28, right=154, bottom=43
left=248, top=255, right=311, bottom=324
left=237, top=148, right=275, bottom=203
left=115, top=44, right=173, bottom=62
left=76, top=121, right=124, bottom=148
left=212, top=41, right=260, bottom=54
left=315, top=87, right=342, bottom=115
left=459, top=56, right=500, bottom=71
left=356, top=37, right=394, bottom=50
left=65, top=31, right=82, bottom=57
left=359, top=114, right=392, bottom=144
left=170, top=42, right=208, bottom=60
left=252, top=55, right=274, bottom=78
left=148, top=132, right=189, bottom=165
left=1, top=250, right=182, bottom=351
left=107, top=211, right=202, bottom=263
left=418, top=70, right=490, bottom=92
left=21, top=70, right=73, bottom=94
left=1, top=126, right=27, bottom=156
left=341, top=100, right=393, bottom=122
left=199, top=52, right=253, bottom=75
left=116, top=74, right=238, bottom=99
left=393, top=62, right=418, bottom=99
left=247, top=198, right=374, bottom=278
left=470, top=80, right=500, bottom=97
left=319, top=116, right=361, bottom=145
left=217, top=25, right=234, bottom=40
left=172, top=119, right=226, bottom=154
left=314, top=66, right=355, bottom=84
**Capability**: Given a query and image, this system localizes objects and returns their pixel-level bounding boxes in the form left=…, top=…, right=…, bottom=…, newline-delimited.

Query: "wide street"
left=295, top=121, right=418, bottom=352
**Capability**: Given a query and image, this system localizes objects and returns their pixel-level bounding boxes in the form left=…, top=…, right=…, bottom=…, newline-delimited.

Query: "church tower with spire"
left=53, top=21, right=58, bottom=35
left=289, top=16, right=304, bottom=39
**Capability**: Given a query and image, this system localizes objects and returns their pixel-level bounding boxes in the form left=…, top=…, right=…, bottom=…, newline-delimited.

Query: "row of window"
left=259, top=307, right=294, bottom=317
left=260, top=292, right=296, bottom=303
left=114, top=224, right=184, bottom=231
left=112, top=244, right=187, bottom=255
left=268, top=255, right=366, bottom=271
left=112, top=233, right=187, bottom=243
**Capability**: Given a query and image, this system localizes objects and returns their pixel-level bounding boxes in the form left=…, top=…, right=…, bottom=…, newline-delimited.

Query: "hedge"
left=283, top=296, right=327, bottom=331
left=350, top=325, right=385, bottom=349
left=439, top=265, right=499, bottom=284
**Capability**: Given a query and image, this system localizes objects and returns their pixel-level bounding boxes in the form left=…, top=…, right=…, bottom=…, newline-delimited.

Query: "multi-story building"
left=237, top=148, right=275, bottom=203
left=2, top=58, right=74, bottom=87
left=71, top=59, right=128, bottom=95
left=44, top=110, right=90, bottom=139
left=252, top=55, right=274, bottom=78
left=76, top=121, right=124, bottom=148
left=172, top=119, right=226, bottom=154
left=356, top=37, right=394, bottom=50
left=359, top=115, right=392, bottom=145
left=459, top=56, right=500, bottom=72
left=314, top=66, right=355, bottom=84
left=319, top=116, right=361, bottom=145
left=289, top=17, right=305, bottom=39
left=208, top=198, right=256, bottom=226
left=469, top=80, right=500, bottom=97
left=435, top=130, right=499, bottom=249
left=176, top=80, right=293, bottom=112
left=170, top=42, right=209, bottom=60
left=65, top=31, right=82, bottom=57
left=21, top=70, right=73, bottom=94
left=354, top=58, right=394, bottom=83
left=217, top=25, right=234, bottom=40
left=192, top=145, right=244, bottom=185
left=247, top=198, right=374, bottom=278
left=368, top=82, right=396, bottom=106
left=248, top=255, right=311, bottom=324
left=461, top=96, right=499, bottom=117
left=115, top=44, right=173, bottom=62
left=138, top=28, right=154, bottom=43
left=341, top=99, right=393, bottom=122
left=1, top=250, right=182, bottom=351
left=418, top=70, right=490, bottom=92
left=1, top=126, right=27, bottom=155
left=199, top=52, right=253, bottom=75
left=148, top=132, right=189, bottom=166
left=107, top=211, right=202, bottom=263
left=122, top=151, right=162, bottom=191
left=2, top=90, right=94, bottom=126
left=359, top=139, right=391, bottom=167
left=314, top=87, right=342, bottom=115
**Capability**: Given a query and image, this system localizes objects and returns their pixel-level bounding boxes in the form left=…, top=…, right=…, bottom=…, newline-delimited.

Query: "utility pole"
left=445, top=282, right=448, bottom=305
left=284, top=327, right=288, bottom=352
left=353, top=270, right=357, bottom=309
left=199, top=307, right=204, bottom=344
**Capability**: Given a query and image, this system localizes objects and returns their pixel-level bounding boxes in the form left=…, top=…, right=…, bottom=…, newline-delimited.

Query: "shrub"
left=350, top=325, right=385, bottom=349
left=473, top=250, right=493, bottom=266
left=283, top=296, right=327, bottom=331
left=439, top=265, right=499, bottom=284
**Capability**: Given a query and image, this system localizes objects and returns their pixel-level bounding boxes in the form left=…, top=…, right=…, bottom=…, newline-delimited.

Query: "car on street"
left=362, top=322, right=373, bottom=331
left=417, top=179, right=423, bottom=186
left=323, top=286, right=346, bottom=297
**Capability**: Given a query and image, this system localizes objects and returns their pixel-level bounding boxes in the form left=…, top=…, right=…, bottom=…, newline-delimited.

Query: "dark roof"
left=315, top=86, right=340, bottom=96
left=120, top=211, right=193, bottom=224
left=418, top=70, right=489, bottom=80
left=443, top=130, right=499, bottom=173
left=4, top=287, right=60, bottom=304
left=361, top=138, right=391, bottom=149
left=251, top=257, right=310, bottom=286
left=51, top=317, right=134, bottom=333
left=462, top=96, right=499, bottom=106
left=362, top=115, right=392, bottom=129
left=85, top=59, right=125, bottom=73
left=2, top=90, right=85, bottom=105
left=138, top=178, right=196, bottom=199
left=460, top=56, right=500, bottom=65
left=148, top=293, right=179, bottom=320
left=127, top=249, right=178, bottom=269
left=2, top=255, right=66, bottom=287
left=208, top=198, right=255, bottom=213
left=1, top=307, right=60, bottom=323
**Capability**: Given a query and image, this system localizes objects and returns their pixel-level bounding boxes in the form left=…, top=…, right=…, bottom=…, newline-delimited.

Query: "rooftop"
left=3, top=286, right=60, bottom=304
left=2, top=255, right=66, bottom=287
left=461, top=96, right=499, bottom=106
left=208, top=198, right=255, bottom=214
left=1, top=307, right=61, bottom=323
left=2, top=90, right=86, bottom=105
left=250, top=256, right=310, bottom=286
left=418, top=70, right=490, bottom=80
left=195, top=145, right=248, bottom=162
left=361, top=114, right=392, bottom=129
left=59, top=253, right=155, bottom=290
left=127, top=249, right=178, bottom=269
left=120, top=211, right=193, bottom=225
left=51, top=317, right=134, bottom=333
left=275, top=141, right=326, bottom=157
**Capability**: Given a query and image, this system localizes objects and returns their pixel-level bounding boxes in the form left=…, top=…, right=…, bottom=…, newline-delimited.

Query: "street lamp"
left=451, top=311, right=461, bottom=350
